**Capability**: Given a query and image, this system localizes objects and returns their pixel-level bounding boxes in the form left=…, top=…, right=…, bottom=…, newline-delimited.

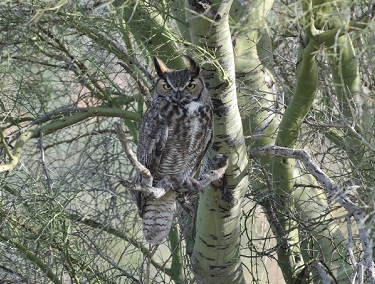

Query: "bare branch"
left=250, top=146, right=375, bottom=283
left=90, top=31, right=155, bottom=85
left=113, top=122, right=153, bottom=187
left=114, top=123, right=228, bottom=201
left=312, top=261, right=332, bottom=284
left=118, top=178, right=168, bottom=199
left=178, top=153, right=229, bottom=217
left=118, top=61, right=152, bottom=108
left=198, top=153, right=229, bottom=188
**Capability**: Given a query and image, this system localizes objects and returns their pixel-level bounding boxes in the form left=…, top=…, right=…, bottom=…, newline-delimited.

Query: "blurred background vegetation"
left=1, top=0, right=375, bottom=283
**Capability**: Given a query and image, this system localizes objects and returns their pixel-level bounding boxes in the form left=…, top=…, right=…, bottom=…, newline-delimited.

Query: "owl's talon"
left=156, top=174, right=184, bottom=191
left=183, top=177, right=201, bottom=193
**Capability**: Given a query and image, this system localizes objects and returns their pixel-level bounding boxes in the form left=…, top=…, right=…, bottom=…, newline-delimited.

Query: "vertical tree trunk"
left=186, top=1, right=248, bottom=283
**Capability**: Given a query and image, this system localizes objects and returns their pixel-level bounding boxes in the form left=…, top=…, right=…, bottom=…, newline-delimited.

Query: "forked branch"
left=250, top=146, right=375, bottom=283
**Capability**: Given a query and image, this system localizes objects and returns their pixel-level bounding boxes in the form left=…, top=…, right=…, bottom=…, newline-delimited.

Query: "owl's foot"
left=155, top=175, right=201, bottom=194
left=182, top=177, right=201, bottom=193
left=155, top=175, right=184, bottom=191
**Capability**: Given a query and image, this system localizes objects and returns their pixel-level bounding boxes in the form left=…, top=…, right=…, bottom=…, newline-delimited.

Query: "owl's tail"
left=142, top=191, right=177, bottom=245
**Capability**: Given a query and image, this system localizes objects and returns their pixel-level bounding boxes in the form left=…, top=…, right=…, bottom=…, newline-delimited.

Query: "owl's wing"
left=131, top=105, right=168, bottom=216
left=137, top=106, right=168, bottom=175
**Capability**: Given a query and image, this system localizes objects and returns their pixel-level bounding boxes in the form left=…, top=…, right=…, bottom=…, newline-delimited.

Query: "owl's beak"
left=176, top=91, right=182, bottom=101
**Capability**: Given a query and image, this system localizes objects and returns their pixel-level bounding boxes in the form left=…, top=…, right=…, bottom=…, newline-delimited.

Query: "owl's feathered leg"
left=143, top=175, right=202, bottom=245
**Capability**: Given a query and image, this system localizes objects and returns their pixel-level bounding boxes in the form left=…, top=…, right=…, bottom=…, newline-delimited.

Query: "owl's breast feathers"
left=150, top=98, right=213, bottom=183
left=135, top=97, right=213, bottom=245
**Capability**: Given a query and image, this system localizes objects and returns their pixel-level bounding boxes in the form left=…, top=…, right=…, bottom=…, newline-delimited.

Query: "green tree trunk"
left=271, top=34, right=319, bottom=282
left=186, top=1, right=248, bottom=283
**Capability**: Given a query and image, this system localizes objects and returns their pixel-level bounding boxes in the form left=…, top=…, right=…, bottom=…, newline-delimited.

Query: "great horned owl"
left=133, top=56, right=213, bottom=245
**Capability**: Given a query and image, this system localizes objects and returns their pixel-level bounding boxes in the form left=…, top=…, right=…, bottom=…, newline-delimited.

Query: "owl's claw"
left=155, top=175, right=201, bottom=194
left=182, top=177, right=201, bottom=193
left=155, top=175, right=184, bottom=191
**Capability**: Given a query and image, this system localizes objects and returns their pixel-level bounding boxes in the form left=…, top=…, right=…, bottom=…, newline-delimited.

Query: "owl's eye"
left=163, top=83, right=172, bottom=90
left=186, top=83, right=196, bottom=90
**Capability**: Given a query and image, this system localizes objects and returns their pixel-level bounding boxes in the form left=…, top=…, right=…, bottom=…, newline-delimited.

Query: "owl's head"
left=154, top=55, right=206, bottom=104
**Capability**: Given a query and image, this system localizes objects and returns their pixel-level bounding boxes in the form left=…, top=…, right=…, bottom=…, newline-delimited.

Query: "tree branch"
left=66, top=213, right=168, bottom=274
left=0, top=108, right=141, bottom=173
left=114, top=122, right=229, bottom=199
left=117, top=61, right=152, bottom=108
left=0, top=234, right=62, bottom=284
left=312, top=260, right=332, bottom=284
left=0, top=127, right=13, bottom=160
left=250, top=146, right=375, bottom=283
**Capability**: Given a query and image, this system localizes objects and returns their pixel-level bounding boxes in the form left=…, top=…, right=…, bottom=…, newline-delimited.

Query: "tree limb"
left=117, top=61, right=152, bottom=108
left=114, top=122, right=229, bottom=199
left=250, top=146, right=375, bottom=283
left=312, top=261, right=332, bottom=284
left=0, top=108, right=140, bottom=173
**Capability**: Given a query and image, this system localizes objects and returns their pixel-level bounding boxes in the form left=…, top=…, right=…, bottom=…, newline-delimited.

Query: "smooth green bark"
left=232, top=0, right=279, bottom=149
left=168, top=226, right=184, bottom=283
left=186, top=1, right=248, bottom=283
left=328, top=34, right=373, bottom=172
left=271, top=38, right=319, bottom=282
left=270, top=1, right=372, bottom=282
left=0, top=107, right=140, bottom=173
left=113, top=0, right=184, bottom=66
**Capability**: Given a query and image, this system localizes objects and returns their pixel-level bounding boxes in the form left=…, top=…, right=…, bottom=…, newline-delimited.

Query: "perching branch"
left=250, top=146, right=375, bottom=283
left=114, top=122, right=153, bottom=187
left=198, top=152, right=229, bottom=188
left=114, top=122, right=228, bottom=199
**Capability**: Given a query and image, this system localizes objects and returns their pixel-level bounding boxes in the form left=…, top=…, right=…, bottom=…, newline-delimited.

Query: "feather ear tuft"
left=183, top=55, right=200, bottom=77
left=154, top=57, right=169, bottom=78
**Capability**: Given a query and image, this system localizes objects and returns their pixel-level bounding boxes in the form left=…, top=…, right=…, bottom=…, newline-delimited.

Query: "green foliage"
left=1, top=0, right=375, bottom=283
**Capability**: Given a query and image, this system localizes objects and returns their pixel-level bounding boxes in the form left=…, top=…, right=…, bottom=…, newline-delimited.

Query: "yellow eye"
left=163, top=83, right=172, bottom=90
left=186, top=83, right=196, bottom=90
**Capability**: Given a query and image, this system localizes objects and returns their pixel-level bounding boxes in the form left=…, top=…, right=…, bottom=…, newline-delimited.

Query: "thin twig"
left=117, top=61, right=152, bottom=108
left=38, top=131, right=53, bottom=197
left=146, top=245, right=158, bottom=284
left=250, top=146, right=375, bottom=283
left=346, top=215, right=357, bottom=268
left=323, top=77, right=375, bottom=152
left=80, top=233, right=139, bottom=283
left=92, top=31, right=155, bottom=85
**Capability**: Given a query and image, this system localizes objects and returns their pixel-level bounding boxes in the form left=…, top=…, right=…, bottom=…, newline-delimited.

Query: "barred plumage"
left=133, top=56, right=213, bottom=245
